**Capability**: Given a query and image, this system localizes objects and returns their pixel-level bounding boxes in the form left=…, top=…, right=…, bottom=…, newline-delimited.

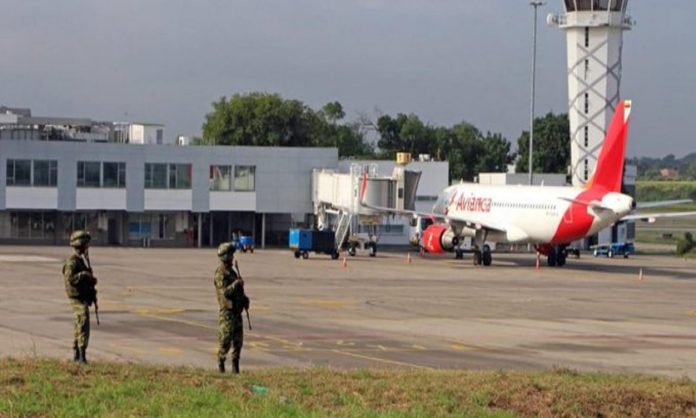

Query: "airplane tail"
left=584, top=100, right=631, bottom=192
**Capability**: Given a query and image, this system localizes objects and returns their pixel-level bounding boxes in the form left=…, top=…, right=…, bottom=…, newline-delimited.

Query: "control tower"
left=548, top=0, right=633, bottom=187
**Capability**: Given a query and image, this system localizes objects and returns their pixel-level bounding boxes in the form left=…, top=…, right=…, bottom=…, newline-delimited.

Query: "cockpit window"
left=432, top=190, right=451, bottom=215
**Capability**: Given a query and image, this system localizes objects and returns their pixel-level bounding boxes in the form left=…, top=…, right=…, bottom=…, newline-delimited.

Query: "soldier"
left=62, top=230, right=98, bottom=365
left=214, top=242, right=249, bottom=374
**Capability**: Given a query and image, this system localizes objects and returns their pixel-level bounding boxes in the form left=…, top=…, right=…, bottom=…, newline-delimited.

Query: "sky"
left=2, top=1, right=694, bottom=157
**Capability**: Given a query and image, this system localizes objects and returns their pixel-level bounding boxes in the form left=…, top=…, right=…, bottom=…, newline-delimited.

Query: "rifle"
left=234, top=259, right=252, bottom=331
left=83, top=251, right=100, bottom=326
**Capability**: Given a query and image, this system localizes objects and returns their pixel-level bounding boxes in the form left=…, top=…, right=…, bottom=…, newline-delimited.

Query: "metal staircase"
left=334, top=210, right=353, bottom=250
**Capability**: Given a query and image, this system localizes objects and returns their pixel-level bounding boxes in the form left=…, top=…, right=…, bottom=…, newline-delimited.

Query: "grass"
left=2, top=358, right=696, bottom=417
left=636, top=180, right=696, bottom=203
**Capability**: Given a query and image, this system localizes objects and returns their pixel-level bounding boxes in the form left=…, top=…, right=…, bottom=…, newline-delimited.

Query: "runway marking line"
left=302, top=300, right=352, bottom=308
left=157, top=347, right=184, bottom=357
left=688, top=310, right=696, bottom=318
left=449, top=343, right=475, bottom=352
left=126, top=303, right=433, bottom=366
left=332, top=349, right=431, bottom=370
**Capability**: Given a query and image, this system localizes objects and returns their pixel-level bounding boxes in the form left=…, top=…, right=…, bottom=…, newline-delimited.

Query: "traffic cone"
left=342, top=257, right=347, bottom=268
left=638, top=268, right=644, bottom=281
left=535, top=253, right=540, bottom=270
left=407, top=253, right=412, bottom=264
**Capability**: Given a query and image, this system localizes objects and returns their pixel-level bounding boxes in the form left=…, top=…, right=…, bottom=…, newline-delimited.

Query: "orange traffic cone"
left=342, top=257, right=347, bottom=268
left=638, top=268, right=644, bottom=281
left=407, top=253, right=412, bottom=264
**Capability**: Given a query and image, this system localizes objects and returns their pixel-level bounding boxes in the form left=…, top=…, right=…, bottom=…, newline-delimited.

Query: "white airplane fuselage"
left=434, top=183, right=635, bottom=245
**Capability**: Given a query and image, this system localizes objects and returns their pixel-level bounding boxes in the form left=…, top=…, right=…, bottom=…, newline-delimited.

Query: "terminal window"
left=33, top=160, right=58, bottom=187
left=2, top=211, right=57, bottom=239
left=6, top=160, right=32, bottom=186
left=77, top=161, right=101, bottom=188
left=234, top=166, right=255, bottom=192
left=169, top=164, right=192, bottom=189
left=103, top=162, right=126, bottom=188
left=210, top=165, right=232, bottom=191
left=145, top=163, right=168, bottom=189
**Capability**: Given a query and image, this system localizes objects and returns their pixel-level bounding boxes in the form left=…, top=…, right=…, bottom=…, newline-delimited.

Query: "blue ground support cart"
left=289, top=229, right=339, bottom=260
left=233, top=235, right=254, bottom=253
left=593, top=242, right=635, bottom=258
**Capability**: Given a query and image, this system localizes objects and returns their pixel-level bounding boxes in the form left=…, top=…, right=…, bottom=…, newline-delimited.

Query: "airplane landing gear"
left=472, top=245, right=493, bottom=266
left=473, top=249, right=482, bottom=266
left=482, top=244, right=492, bottom=266
left=546, top=246, right=566, bottom=267
left=471, top=230, right=492, bottom=267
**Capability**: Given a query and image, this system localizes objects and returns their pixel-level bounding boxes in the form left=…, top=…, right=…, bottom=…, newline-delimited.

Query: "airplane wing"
left=621, top=211, right=696, bottom=222
left=446, top=214, right=508, bottom=233
left=359, top=201, right=447, bottom=221
left=358, top=175, right=447, bottom=221
left=557, top=196, right=613, bottom=211
left=636, top=199, right=693, bottom=209
left=361, top=200, right=509, bottom=234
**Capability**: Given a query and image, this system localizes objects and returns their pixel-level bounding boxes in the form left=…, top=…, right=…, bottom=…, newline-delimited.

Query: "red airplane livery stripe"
left=551, top=100, right=630, bottom=244
left=551, top=188, right=605, bottom=244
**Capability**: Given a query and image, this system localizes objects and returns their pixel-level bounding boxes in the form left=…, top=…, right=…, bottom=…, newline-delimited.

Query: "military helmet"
left=217, top=242, right=235, bottom=261
left=69, top=230, right=91, bottom=247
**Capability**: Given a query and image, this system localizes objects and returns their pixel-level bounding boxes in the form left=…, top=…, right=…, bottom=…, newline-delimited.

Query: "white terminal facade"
left=0, top=107, right=448, bottom=248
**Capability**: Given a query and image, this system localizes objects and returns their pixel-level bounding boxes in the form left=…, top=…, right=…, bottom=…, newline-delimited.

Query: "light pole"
left=528, top=1, right=544, bottom=185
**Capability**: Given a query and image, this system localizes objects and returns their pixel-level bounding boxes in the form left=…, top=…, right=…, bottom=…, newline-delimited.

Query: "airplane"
left=361, top=100, right=696, bottom=267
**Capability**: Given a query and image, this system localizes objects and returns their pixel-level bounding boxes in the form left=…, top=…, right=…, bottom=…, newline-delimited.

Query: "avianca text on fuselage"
left=447, top=193, right=493, bottom=214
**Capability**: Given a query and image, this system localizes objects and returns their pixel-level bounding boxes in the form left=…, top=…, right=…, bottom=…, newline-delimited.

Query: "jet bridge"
left=312, top=154, right=421, bottom=255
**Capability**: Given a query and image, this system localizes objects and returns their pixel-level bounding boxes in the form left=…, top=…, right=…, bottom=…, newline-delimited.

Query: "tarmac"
left=1, top=245, right=695, bottom=378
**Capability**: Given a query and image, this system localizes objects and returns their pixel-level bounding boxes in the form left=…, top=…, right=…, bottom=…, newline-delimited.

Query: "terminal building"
left=0, top=107, right=448, bottom=248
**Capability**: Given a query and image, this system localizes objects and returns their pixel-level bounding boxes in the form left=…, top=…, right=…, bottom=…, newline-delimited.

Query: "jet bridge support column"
left=261, top=213, right=266, bottom=249
left=197, top=213, right=203, bottom=248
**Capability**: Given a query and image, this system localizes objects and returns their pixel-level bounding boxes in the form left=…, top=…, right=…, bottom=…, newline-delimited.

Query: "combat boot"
left=78, top=347, right=88, bottom=365
left=232, top=358, right=240, bottom=374
left=218, top=357, right=225, bottom=373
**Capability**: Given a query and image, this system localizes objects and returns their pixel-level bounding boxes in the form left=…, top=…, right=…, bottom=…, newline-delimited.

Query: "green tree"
left=516, top=112, right=570, bottom=174
left=447, top=122, right=484, bottom=181
left=201, top=92, right=319, bottom=147
left=478, top=132, right=513, bottom=174
left=316, top=103, right=374, bottom=158
left=320, top=101, right=345, bottom=124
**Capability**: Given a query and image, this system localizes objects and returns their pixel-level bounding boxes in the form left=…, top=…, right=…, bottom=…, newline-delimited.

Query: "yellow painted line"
left=249, top=341, right=270, bottom=350
left=411, top=344, right=427, bottom=351
left=688, top=310, right=696, bottom=317
left=449, top=343, right=475, bottom=352
left=302, top=300, right=352, bottom=308
left=137, top=312, right=217, bottom=331
left=336, top=340, right=355, bottom=347
left=157, top=347, right=183, bottom=357
left=135, top=308, right=186, bottom=315
left=332, top=349, right=431, bottom=370
left=107, top=342, right=147, bottom=355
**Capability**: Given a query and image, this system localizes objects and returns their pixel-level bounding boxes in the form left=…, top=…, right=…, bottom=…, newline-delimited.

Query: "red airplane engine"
left=421, top=224, right=459, bottom=253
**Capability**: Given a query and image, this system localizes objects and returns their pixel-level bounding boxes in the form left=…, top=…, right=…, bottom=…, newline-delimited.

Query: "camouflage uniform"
left=63, top=230, right=97, bottom=364
left=214, top=243, right=249, bottom=374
